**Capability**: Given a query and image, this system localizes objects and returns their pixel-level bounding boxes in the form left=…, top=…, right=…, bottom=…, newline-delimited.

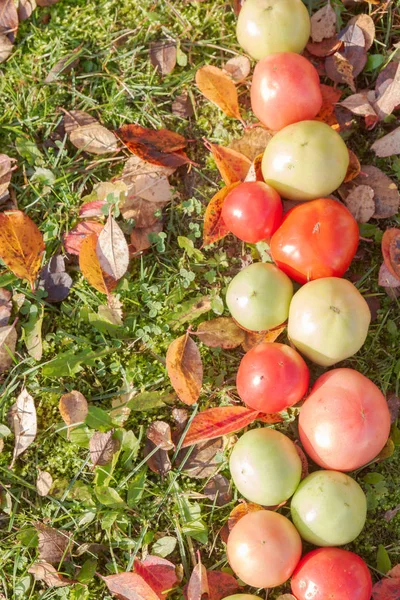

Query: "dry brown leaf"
left=204, top=474, right=232, bottom=506
left=338, top=91, right=378, bottom=128
left=0, top=34, right=12, bottom=63
left=44, top=44, right=82, bottom=84
left=311, top=1, right=337, bottom=42
left=373, top=61, right=400, bottom=121
left=0, top=210, right=45, bottom=289
left=244, top=153, right=264, bottom=182
left=0, top=154, right=14, bottom=196
left=325, top=52, right=355, bottom=91
left=194, top=317, right=245, bottom=349
left=338, top=24, right=367, bottom=75
left=172, top=91, right=194, bottom=119
left=147, top=421, right=175, bottom=451
left=0, top=0, right=18, bottom=41
left=241, top=323, right=286, bottom=352
left=187, top=556, right=209, bottom=600
left=8, top=389, right=37, bottom=469
left=195, top=65, right=242, bottom=121
left=203, top=182, right=240, bottom=247
left=120, top=173, right=171, bottom=226
left=28, top=562, right=74, bottom=588
left=150, top=41, right=177, bottom=76
left=229, top=127, right=273, bottom=161
left=18, top=0, right=37, bottom=21
left=36, top=470, right=53, bottom=497
left=223, top=55, right=251, bottom=83
left=306, top=36, right=342, bottom=57
left=131, top=222, right=163, bottom=252
left=0, top=326, right=17, bottom=374
left=35, top=524, right=72, bottom=564
left=63, top=109, right=118, bottom=155
left=177, top=437, right=223, bottom=479
left=166, top=333, right=203, bottom=406
left=348, top=14, right=375, bottom=50
left=144, top=422, right=172, bottom=477
left=122, top=154, right=175, bottom=179
left=0, top=288, right=11, bottom=326
left=59, top=390, right=88, bottom=437
left=227, top=501, right=265, bottom=532
left=371, top=127, right=400, bottom=157
left=102, top=572, right=161, bottom=600
left=79, top=233, right=118, bottom=294
left=344, top=149, right=361, bottom=182
left=89, top=430, right=120, bottom=467
left=341, top=165, right=399, bottom=219
left=96, top=215, right=129, bottom=280
left=344, top=185, right=375, bottom=222
left=205, top=141, right=251, bottom=185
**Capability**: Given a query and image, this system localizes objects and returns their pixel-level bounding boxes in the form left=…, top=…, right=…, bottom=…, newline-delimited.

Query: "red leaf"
left=134, top=556, right=178, bottom=599
left=181, top=406, right=259, bottom=448
left=204, top=140, right=251, bottom=185
left=207, top=571, right=239, bottom=600
left=203, top=182, right=240, bottom=247
left=101, top=572, right=160, bottom=600
left=63, top=221, right=103, bottom=255
left=79, top=200, right=106, bottom=218
left=382, top=228, right=400, bottom=280
left=372, top=563, right=400, bottom=600
left=257, top=413, right=284, bottom=424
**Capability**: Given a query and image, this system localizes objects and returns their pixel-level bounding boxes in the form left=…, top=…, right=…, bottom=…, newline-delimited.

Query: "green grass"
left=0, top=0, right=399, bottom=598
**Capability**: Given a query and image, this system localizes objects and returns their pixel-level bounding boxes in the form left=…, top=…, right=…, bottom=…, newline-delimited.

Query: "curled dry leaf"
left=306, top=36, right=342, bottom=58
left=241, top=323, right=286, bottom=352
left=187, top=555, right=209, bottom=600
left=177, top=437, right=223, bottom=479
left=348, top=14, right=375, bottom=50
left=181, top=406, right=259, bottom=448
left=311, top=1, right=337, bottom=42
left=203, top=182, right=240, bottom=247
left=134, top=555, right=179, bottom=599
left=195, top=65, right=242, bottom=121
left=172, top=91, right=194, bottom=119
left=166, top=333, right=203, bottom=405
left=28, top=561, right=74, bottom=588
left=223, top=55, right=251, bottom=83
left=90, top=430, right=120, bottom=467
left=204, top=474, right=232, bottom=506
left=371, top=126, right=400, bottom=158
left=195, top=317, right=245, bottom=349
left=64, top=221, right=104, bottom=255
left=344, top=149, right=361, bottom=182
left=79, top=233, right=118, bottom=294
left=8, top=389, right=37, bottom=469
left=150, top=41, right=177, bottom=76
left=36, top=470, right=53, bottom=497
left=96, top=215, right=129, bottom=280
left=101, top=572, right=160, bottom=600
left=0, top=210, right=45, bottom=289
left=344, top=185, right=375, bottom=223
left=59, top=390, right=89, bottom=436
left=340, top=165, right=399, bottom=219
left=35, top=523, right=72, bottom=564
left=63, top=109, right=118, bottom=155
left=229, top=127, right=273, bottom=161
left=205, top=141, right=251, bottom=185
left=382, top=228, right=400, bottom=280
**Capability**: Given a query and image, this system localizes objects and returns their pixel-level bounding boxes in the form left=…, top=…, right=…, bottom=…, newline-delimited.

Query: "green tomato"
left=230, top=428, right=302, bottom=506
left=262, top=121, right=349, bottom=201
left=226, top=262, right=293, bottom=332
left=291, top=470, right=367, bottom=546
left=288, top=277, right=371, bottom=366
left=237, top=0, right=310, bottom=60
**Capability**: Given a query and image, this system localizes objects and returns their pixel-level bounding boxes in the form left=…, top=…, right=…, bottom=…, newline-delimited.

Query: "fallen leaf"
left=338, top=23, right=368, bottom=76
left=244, top=153, right=264, bottom=182
left=187, top=555, right=209, bottom=600
left=0, top=326, right=17, bottom=374
left=205, top=141, right=251, bottom=185
left=59, top=390, right=89, bottom=437
left=229, top=127, right=273, bottom=161
left=233, top=0, right=244, bottom=16
left=276, top=596, right=297, bottom=600
left=36, top=470, right=53, bottom=497
left=35, top=523, right=72, bottom=564
left=134, top=556, right=179, bottom=599
left=0, top=154, right=14, bottom=197
left=0, top=33, right=12, bottom=63
left=207, top=571, right=239, bottom=600
left=18, top=0, right=37, bottom=21
left=203, top=182, right=240, bottom=246
left=241, top=323, right=286, bottom=352
left=311, top=1, right=337, bottom=42
left=120, top=177, right=171, bottom=227
left=343, top=184, right=375, bottom=222
left=227, top=501, right=264, bottom=532
left=204, top=474, right=232, bottom=506
left=181, top=406, right=259, bottom=447
left=375, top=438, right=395, bottom=462
left=166, top=333, right=203, bottom=406
left=122, top=154, right=176, bottom=179
left=144, top=436, right=171, bottom=477
left=384, top=504, right=400, bottom=522
left=223, top=55, right=251, bottom=83
left=28, top=561, right=74, bottom=588
left=306, top=36, right=342, bottom=57
left=0, top=210, right=45, bottom=289
left=63, top=109, right=118, bottom=155
left=314, top=83, right=343, bottom=125
left=79, top=233, right=118, bottom=294
left=63, top=221, right=104, bottom=255
left=373, top=61, right=400, bottom=121
left=177, top=437, right=223, bottom=479
left=8, top=389, right=37, bottom=468
left=0, top=0, right=18, bottom=41
left=372, top=563, right=400, bottom=599
left=348, top=14, right=375, bottom=50
left=378, top=263, right=400, bottom=289
left=150, top=41, right=177, bottom=76
left=338, top=91, right=378, bottom=128
left=116, top=124, right=191, bottom=169
left=0, top=288, right=11, bottom=326
left=382, top=229, right=400, bottom=280
left=131, top=222, right=163, bottom=252
left=90, top=430, right=120, bottom=467
left=172, top=91, right=194, bottom=119
left=325, top=52, right=355, bottom=91
left=44, top=43, right=83, bottom=84
left=344, top=149, right=361, bottom=182
left=102, top=572, right=160, bottom=600
left=371, top=126, right=400, bottom=157
left=37, top=0, right=61, bottom=4
left=387, top=393, right=400, bottom=424
left=196, top=65, right=242, bottom=121
left=96, top=215, right=129, bottom=280
left=194, top=317, right=245, bottom=349
left=340, top=165, right=399, bottom=219
left=147, top=421, right=175, bottom=451
left=79, top=200, right=106, bottom=218
left=38, top=255, right=73, bottom=303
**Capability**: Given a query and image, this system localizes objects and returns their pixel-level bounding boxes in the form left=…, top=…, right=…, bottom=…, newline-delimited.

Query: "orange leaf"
left=166, top=333, right=203, bottom=406
left=134, top=556, right=178, bottom=599
left=181, top=406, right=259, bottom=447
left=257, top=412, right=284, bottom=424
left=79, top=233, right=117, bottom=295
left=101, top=572, right=160, bottom=600
left=0, top=210, right=45, bottom=289
left=203, top=182, right=240, bottom=246
left=228, top=501, right=265, bottom=532
left=344, top=149, right=361, bottom=183
left=241, top=323, right=286, bottom=352
left=196, top=65, right=243, bottom=121
left=314, top=84, right=342, bottom=126
left=382, top=228, right=400, bottom=280
left=205, top=140, right=251, bottom=185
left=244, top=153, right=264, bottom=183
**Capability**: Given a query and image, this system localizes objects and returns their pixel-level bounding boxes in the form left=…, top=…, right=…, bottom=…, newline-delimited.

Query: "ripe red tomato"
left=270, top=198, right=359, bottom=284
left=251, top=53, right=322, bottom=131
left=227, top=510, right=302, bottom=588
left=291, top=548, right=373, bottom=600
left=237, top=342, right=309, bottom=412
left=299, top=368, right=391, bottom=471
left=222, top=181, right=282, bottom=243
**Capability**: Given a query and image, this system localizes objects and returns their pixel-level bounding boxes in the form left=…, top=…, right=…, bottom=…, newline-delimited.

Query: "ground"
left=0, top=0, right=399, bottom=598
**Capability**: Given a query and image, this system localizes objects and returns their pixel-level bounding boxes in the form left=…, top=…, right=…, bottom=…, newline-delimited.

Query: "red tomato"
left=291, top=548, right=372, bottom=600
left=270, top=198, right=359, bottom=284
left=251, top=53, right=322, bottom=131
left=227, top=510, right=302, bottom=588
left=299, top=368, right=391, bottom=471
left=222, top=181, right=283, bottom=243
left=237, top=342, right=309, bottom=412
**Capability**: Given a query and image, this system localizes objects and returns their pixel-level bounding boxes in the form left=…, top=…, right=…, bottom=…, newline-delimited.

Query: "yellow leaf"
left=79, top=233, right=117, bottom=295
left=196, top=65, right=243, bottom=121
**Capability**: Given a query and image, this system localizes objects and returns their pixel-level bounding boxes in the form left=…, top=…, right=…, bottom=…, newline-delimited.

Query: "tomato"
left=291, top=548, right=373, bottom=600
left=226, top=263, right=293, bottom=332
left=270, top=198, right=359, bottom=284
left=223, top=596, right=261, bottom=600
left=227, top=510, right=302, bottom=588
left=262, top=121, right=349, bottom=201
left=237, top=342, right=309, bottom=413
left=287, top=277, right=371, bottom=366
left=230, top=428, right=302, bottom=505
left=299, top=368, right=391, bottom=471
left=251, top=53, right=322, bottom=131
left=221, top=182, right=283, bottom=243
left=236, top=0, right=310, bottom=60
left=290, top=470, right=367, bottom=546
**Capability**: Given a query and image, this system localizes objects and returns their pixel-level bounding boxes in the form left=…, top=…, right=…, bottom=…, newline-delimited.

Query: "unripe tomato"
left=230, top=428, right=302, bottom=505
left=237, top=0, right=310, bottom=60
left=288, top=277, right=371, bottom=366
left=270, top=198, right=359, bottom=283
left=299, top=368, right=391, bottom=471
left=291, top=548, right=373, bottom=600
left=262, top=121, right=349, bottom=201
left=291, top=470, right=367, bottom=546
left=222, top=182, right=283, bottom=243
left=226, top=262, right=293, bottom=332
left=251, top=53, right=322, bottom=131
left=227, top=510, right=302, bottom=588
left=237, top=342, right=309, bottom=412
